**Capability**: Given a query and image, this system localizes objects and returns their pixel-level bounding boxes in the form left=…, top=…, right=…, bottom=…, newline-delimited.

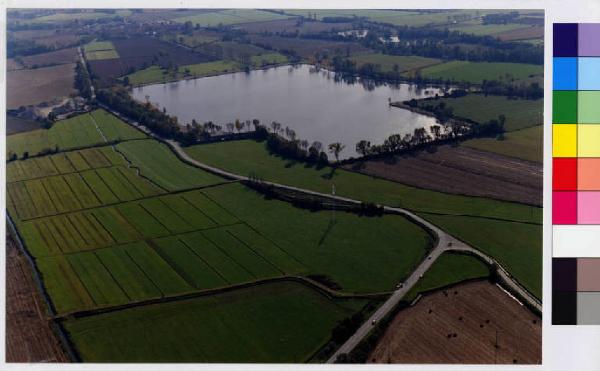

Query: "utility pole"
left=331, top=183, right=336, bottom=224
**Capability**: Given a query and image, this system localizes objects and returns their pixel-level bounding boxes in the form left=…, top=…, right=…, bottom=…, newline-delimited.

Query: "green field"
left=166, top=32, right=220, bottom=47
left=115, top=139, right=223, bottom=190
left=86, top=50, right=119, bottom=60
left=420, top=60, right=543, bottom=84
left=421, top=214, right=542, bottom=299
left=125, top=55, right=287, bottom=86
left=350, top=53, right=442, bottom=73
left=405, top=252, right=490, bottom=301
left=281, top=9, right=505, bottom=27
left=23, top=10, right=132, bottom=24
left=9, top=134, right=433, bottom=315
left=463, top=125, right=543, bottom=163
left=84, top=41, right=119, bottom=60
left=7, top=109, right=145, bottom=158
left=186, top=140, right=540, bottom=224
left=174, top=9, right=290, bottom=27
left=250, top=52, right=288, bottom=67
left=415, top=94, right=542, bottom=132
left=447, top=23, right=529, bottom=36
left=185, top=139, right=541, bottom=298
left=125, top=61, right=239, bottom=86
left=63, top=281, right=367, bottom=362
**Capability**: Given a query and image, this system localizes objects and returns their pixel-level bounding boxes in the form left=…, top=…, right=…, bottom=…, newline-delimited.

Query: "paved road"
left=101, top=104, right=542, bottom=362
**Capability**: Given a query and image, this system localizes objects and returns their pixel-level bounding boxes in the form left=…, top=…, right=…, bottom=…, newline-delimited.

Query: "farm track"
left=99, top=104, right=542, bottom=361
left=54, top=275, right=391, bottom=321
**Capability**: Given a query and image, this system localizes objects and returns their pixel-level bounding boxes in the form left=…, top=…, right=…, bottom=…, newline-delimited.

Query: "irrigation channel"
left=101, top=103, right=542, bottom=362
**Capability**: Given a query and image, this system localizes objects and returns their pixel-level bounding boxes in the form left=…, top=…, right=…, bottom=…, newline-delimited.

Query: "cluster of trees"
left=326, top=23, right=543, bottom=65
left=405, top=100, right=455, bottom=123
left=481, top=80, right=543, bottom=99
left=354, top=125, right=452, bottom=158
left=7, top=39, right=53, bottom=58
left=482, top=11, right=520, bottom=24
left=330, top=55, right=543, bottom=99
left=96, top=87, right=185, bottom=141
left=74, top=61, right=93, bottom=99
left=262, top=126, right=330, bottom=166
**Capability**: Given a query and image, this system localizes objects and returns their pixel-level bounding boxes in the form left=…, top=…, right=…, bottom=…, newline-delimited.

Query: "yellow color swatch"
left=553, top=124, right=577, bottom=157
left=579, top=124, right=600, bottom=157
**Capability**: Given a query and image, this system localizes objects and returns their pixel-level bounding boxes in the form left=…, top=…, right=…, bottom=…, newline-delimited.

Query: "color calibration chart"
left=553, top=23, right=600, bottom=325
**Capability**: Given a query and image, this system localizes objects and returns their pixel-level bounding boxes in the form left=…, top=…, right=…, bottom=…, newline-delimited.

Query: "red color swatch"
left=553, top=158, right=578, bottom=190
left=553, top=191, right=578, bottom=224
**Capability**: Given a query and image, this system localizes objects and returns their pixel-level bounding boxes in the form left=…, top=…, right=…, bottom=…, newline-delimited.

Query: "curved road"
left=101, top=105, right=542, bottom=363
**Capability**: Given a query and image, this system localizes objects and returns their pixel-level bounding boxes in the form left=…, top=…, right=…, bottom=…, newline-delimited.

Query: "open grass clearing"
left=420, top=213, right=542, bottom=299
left=201, top=183, right=431, bottom=293
left=63, top=281, right=367, bottom=362
left=116, top=139, right=224, bottom=191
left=420, top=60, right=543, bottom=84
left=413, top=94, right=542, bottom=132
left=404, top=252, right=490, bottom=301
left=350, top=53, right=442, bottom=73
left=7, top=109, right=143, bottom=158
left=185, top=140, right=541, bottom=224
left=463, top=125, right=543, bottom=163
left=173, top=9, right=291, bottom=27
left=85, top=50, right=119, bottom=61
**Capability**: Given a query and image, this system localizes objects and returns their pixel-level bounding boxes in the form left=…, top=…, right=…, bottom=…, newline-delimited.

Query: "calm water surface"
left=132, top=65, right=444, bottom=158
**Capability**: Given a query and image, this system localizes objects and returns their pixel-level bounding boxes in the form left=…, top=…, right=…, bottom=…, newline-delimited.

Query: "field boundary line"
left=145, top=238, right=199, bottom=289
left=18, top=179, right=240, bottom=223
left=226, top=228, right=286, bottom=275
left=201, top=230, right=258, bottom=279
left=54, top=275, right=392, bottom=321
left=178, top=237, right=231, bottom=285
left=156, top=197, right=196, bottom=230
left=121, top=246, right=165, bottom=298
left=75, top=171, right=105, bottom=207
left=93, top=251, right=132, bottom=302
left=111, top=144, right=170, bottom=194
left=179, top=194, right=219, bottom=226
left=6, top=214, right=81, bottom=362
left=241, top=221, right=309, bottom=270
left=416, top=211, right=543, bottom=226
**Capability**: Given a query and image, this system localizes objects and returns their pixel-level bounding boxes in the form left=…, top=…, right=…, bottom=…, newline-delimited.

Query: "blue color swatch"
left=554, top=57, right=578, bottom=90
left=578, top=57, right=600, bottom=90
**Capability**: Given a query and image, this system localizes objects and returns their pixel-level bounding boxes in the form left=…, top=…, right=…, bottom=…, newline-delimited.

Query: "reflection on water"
left=132, top=64, right=445, bottom=158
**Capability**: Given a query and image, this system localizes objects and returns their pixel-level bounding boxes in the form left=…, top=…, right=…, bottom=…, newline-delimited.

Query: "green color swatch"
left=578, top=91, right=600, bottom=123
left=553, top=91, right=578, bottom=123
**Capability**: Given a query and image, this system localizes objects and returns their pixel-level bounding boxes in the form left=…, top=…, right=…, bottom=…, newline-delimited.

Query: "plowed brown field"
left=346, top=145, right=542, bottom=206
left=6, top=233, right=69, bottom=363
left=369, top=280, right=541, bottom=364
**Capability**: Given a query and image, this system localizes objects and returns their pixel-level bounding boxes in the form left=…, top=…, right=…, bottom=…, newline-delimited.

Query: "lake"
left=131, top=64, right=445, bottom=158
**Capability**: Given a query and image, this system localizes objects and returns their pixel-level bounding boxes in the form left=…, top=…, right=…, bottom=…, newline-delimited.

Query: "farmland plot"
left=116, top=140, right=224, bottom=190
left=62, top=281, right=367, bottom=362
left=7, top=63, right=76, bottom=109
left=7, top=109, right=141, bottom=158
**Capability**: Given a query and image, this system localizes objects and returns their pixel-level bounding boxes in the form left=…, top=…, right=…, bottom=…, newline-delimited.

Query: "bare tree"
left=328, top=142, right=345, bottom=163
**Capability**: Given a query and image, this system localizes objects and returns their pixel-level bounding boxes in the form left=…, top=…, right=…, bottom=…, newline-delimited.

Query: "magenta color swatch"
left=579, top=24, right=600, bottom=56
left=578, top=192, right=600, bottom=224
left=553, top=191, right=578, bottom=224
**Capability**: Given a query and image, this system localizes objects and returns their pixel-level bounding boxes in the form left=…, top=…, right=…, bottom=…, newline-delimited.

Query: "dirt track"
left=369, top=280, right=541, bottom=364
left=345, top=145, right=542, bottom=206
left=5, top=233, right=69, bottom=363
